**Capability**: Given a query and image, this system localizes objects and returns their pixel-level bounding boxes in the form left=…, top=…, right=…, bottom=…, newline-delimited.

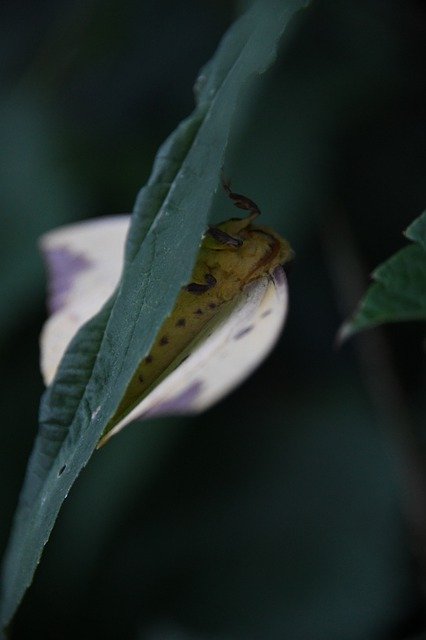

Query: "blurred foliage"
left=0, top=1, right=425, bottom=639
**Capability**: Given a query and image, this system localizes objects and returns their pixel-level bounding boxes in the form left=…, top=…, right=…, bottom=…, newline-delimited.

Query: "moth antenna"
left=206, top=226, right=243, bottom=247
left=221, top=174, right=261, bottom=221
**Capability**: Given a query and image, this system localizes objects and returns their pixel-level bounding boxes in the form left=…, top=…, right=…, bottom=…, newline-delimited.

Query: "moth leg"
left=222, top=175, right=261, bottom=221
left=206, top=226, right=243, bottom=247
left=184, top=273, right=217, bottom=295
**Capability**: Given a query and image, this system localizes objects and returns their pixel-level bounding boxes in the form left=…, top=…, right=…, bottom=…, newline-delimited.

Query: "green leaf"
left=339, top=210, right=426, bottom=340
left=405, top=210, right=426, bottom=250
left=0, top=0, right=309, bottom=632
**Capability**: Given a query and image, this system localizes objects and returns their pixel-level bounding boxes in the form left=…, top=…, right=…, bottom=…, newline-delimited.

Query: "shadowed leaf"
left=0, top=0, right=309, bottom=632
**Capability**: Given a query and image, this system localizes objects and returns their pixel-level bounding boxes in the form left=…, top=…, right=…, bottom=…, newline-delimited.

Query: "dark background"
left=1, top=1, right=425, bottom=638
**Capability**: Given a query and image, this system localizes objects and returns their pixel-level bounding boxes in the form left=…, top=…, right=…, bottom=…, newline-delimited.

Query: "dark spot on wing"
left=261, top=309, right=273, bottom=318
left=138, top=374, right=144, bottom=383
left=184, top=273, right=217, bottom=295
left=176, top=318, right=186, bottom=327
left=234, top=325, right=254, bottom=340
left=208, top=302, right=217, bottom=309
left=159, top=335, right=169, bottom=346
left=185, top=282, right=207, bottom=295
left=204, top=273, right=217, bottom=287
left=145, top=354, right=153, bottom=363
left=194, top=308, right=203, bottom=315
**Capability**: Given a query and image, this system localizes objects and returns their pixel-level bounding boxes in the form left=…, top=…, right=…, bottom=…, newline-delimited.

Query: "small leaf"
left=405, top=210, right=426, bottom=250
left=339, top=210, right=426, bottom=341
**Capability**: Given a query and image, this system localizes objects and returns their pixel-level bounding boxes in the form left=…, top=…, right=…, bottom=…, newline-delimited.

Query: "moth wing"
left=99, top=268, right=288, bottom=446
left=40, top=215, right=130, bottom=385
left=40, top=216, right=289, bottom=447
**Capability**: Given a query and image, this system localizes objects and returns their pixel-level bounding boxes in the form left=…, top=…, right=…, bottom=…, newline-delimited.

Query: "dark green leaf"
left=405, top=210, right=426, bottom=250
left=340, top=210, right=426, bottom=340
left=0, top=0, right=309, bottom=632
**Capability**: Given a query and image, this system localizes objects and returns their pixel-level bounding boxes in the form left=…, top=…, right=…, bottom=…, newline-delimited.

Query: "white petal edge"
left=40, top=215, right=130, bottom=385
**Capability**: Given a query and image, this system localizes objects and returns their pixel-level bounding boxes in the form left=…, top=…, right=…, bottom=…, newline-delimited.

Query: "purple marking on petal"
left=44, top=245, right=92, bottom=313
left=139, top=380, right=203, bottom=419
left=234, top=325, right=254, bottom=340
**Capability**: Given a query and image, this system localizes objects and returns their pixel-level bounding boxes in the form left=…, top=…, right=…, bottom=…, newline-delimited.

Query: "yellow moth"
left=40, top=184, right=293, bottom=446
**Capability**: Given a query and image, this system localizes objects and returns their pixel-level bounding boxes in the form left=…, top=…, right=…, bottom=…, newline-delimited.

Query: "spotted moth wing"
left=99, top=267, right=287, bottom=445
left=40, top=216, right=289, bottom=446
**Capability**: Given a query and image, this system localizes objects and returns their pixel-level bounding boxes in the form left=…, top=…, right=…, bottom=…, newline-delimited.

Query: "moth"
left=40, top=183, right=293, bottom=446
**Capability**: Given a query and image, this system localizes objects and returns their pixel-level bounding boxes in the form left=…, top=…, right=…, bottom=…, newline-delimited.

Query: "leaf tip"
left=335, top=320, right=356, bottom=346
